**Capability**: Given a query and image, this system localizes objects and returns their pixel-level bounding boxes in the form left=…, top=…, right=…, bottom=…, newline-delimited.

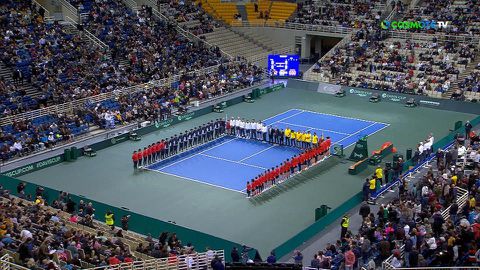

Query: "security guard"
left=375, top=165, right=384, bottom=186
left=341, top=213, right=349, bottom=238
left=105, top=210, right=115, bottom=230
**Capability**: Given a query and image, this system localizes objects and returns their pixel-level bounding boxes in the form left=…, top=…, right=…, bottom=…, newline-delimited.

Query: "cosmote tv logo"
left=381, top=20, right=450, bottom=30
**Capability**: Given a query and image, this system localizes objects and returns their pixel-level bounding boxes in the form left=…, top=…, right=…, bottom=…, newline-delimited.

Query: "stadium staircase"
left=61, top=18, right=111, bottom=59
left=446, top=55, right=480, bottom=100
left=236, top=4, right=248, bottom=22
left=0, top=63, right=40, bottom=99
left=244, top=0, right=272, bottom=25
left=200, top=27, right=267, bottom=58
left=0, top=0, right=54, bottom=100
left=138, top=0, right=294, bottom=63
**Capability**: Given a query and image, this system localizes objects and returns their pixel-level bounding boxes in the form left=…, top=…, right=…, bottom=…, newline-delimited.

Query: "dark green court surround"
left=18, top=87, right=477, bottom=256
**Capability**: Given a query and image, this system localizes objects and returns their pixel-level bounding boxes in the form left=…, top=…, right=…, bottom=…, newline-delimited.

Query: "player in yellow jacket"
left=305, top=132, right=312, bottom=148
left=284, top=128, right=291, bottom=146
left=290, top=130, right=296, bottom=147
left=300, top=132, right=307, bottom=148
left=295, top=131, right=302, bottom=147
left=312, top=133, right=319, bottom=147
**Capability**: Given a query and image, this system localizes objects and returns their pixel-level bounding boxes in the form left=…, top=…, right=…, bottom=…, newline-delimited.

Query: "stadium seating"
left=0, top=0, right=268, bottom=162
left=0, top=190, right=224, bottom=269
left=268, top=2, right=297, bottom=23
left=195, top=0, right=238, bottom=25
left=288, top=0, right=386, bottom=28
left=0, top=61, right=263, bottom=162
left=306, top=26, right=479, bottom=98
left=402, top=0, right=480, bottom=36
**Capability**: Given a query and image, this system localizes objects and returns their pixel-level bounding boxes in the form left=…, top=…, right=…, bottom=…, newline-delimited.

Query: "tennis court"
left=146, top=109, right=389, bottom=192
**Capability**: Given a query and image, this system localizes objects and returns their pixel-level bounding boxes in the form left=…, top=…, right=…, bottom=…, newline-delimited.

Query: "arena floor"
left=18, top=86, right=476, bottom=256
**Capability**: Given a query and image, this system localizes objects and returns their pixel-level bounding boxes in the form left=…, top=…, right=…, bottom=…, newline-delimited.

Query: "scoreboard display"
left=268, top=54, right=300, bottom=77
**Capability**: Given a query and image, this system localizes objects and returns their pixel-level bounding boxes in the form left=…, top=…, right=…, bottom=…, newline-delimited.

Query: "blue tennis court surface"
left=146, top=109, right=389, bottom=193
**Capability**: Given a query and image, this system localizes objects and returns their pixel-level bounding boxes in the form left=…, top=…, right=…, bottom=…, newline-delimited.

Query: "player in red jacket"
left=132, top=151, right=139, bottom=169
left=142, top=147, right=148, bottom=166
left=324, top=137, right=332, bottom=153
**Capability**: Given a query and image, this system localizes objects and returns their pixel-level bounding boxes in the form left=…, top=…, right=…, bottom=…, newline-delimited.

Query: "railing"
left=409, top=0, right=421, bottom=9
left=32, top=0, right=53, bottom=21
left=382, top=187, right=469, bottom=270
left=230, top=21, right=353, bottom=35
left=304, top=32, right=353, bottom=81
left=0, top=64, right=223, bottom=126
left=90, top=250, right=224, bottom=270
left=148, top=4, right=233, bottom=60
left=388, top=266, right=480, bottom=270
left=123, top=0, right=139, bottom=11
left=0, top=249, right=224, bottom=270
left=0, top=254, right=30, bottom=270
left=388, top=31, right=480, bottom=44
left=64, top=16, right=110, bottom=51
left=385, top=6, right=397, bottom=21
left=57, top=0, right=80, bottom=22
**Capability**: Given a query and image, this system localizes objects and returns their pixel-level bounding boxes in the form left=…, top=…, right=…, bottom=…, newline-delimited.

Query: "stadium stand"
left=301, top=137, right=478, bottom=269
left=401, top=0, right=480, bottom=36
left=265, top=1, right=297, bottom=23
left=288, top=0, right=388, bottom=28
left=377, top=140, right=479, bottom=268
left=3, top=0, right=480, bottom=269
left=154, top=0, right=220, bottom=35
left=0, top=189, right=224, bottom=269
left=0, top=0, right=266, bottom=162
left=305, top=27, right=479, bottom=98
left=0, top=60, right=263, bottom=162
left=299, top=0, right=480, bottom=100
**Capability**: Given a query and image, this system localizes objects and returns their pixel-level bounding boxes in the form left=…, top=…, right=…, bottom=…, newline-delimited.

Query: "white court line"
left=336, top=122, right=390, bottom=147
left=276, top=121, right=350, bottom=136
left=238, top=145, right=277, bottom=162
left=142, top=167, right=246, bottom=194
left=156, top=137, right=238, bottom=170
left=199, top=153, right=267, bottom=170
left=261, top=108, right=300, bottom=123
left=265, top=110, right=305, bottom=127
left=299, top=108, right=390, bottom=126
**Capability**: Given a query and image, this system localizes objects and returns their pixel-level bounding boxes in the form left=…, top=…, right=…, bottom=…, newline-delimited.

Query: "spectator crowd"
left=0, top=0, right=263, bottom=162
left=0, top=183, right=223, bottom=269
left=288, top=0, right=390, bottom=28
left=312, top=27, right=478, bottom=95
left=304, top=127, right=480, bottom=269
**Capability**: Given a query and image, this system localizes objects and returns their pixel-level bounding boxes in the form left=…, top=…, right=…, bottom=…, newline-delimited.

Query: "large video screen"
left=268, top=54, right=300, bottom=77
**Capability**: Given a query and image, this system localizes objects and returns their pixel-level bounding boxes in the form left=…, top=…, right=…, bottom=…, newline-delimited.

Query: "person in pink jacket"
left=344, top=246, right=356, bottom=270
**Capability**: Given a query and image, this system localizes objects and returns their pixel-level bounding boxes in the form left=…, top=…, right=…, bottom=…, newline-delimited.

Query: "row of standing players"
left=247, top=138, right=332, bottom=198
left=131, top=118, right=326, bottom=170
left=226, top=118, right=322, bottom=149
left=131, top=119, right=226, bottom=169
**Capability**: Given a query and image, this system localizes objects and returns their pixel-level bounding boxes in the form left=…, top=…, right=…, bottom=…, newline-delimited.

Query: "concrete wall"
left=233, top=27, right=345, bottom=59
